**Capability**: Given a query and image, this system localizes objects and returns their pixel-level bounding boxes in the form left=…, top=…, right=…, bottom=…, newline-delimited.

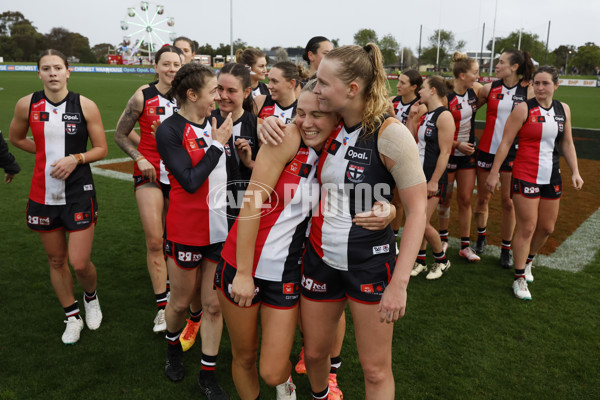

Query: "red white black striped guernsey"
left=156, top=113, right=237, bottom=246
left=221, top=140, right=321, bottom=281
left=135, top=83, right=178, bottom=184
left=392, top=95, right=420, bottom=125
left=251, top=81, right=269, bottom=98
left=416, top=106, right=449, bottom=183
left=28, top=91, right=95, bottom=205
left=309, top=118, right=397, bottom=271
left=513, top=98, right=566, bottom=185
left=211, top=109, right=258, bottom=181
left=447, top=88, right=477, bottom=156
left=258, top=95, right=297, bottom=124
left=479, top=79, right=528, bottom=154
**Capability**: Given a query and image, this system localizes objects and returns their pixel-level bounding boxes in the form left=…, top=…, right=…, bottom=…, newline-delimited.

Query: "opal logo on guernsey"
left=62, top=113, right=81, bottom=123
left=301, top=276, right=327, bottom=293
left=344, top=147, right=372, bottom=165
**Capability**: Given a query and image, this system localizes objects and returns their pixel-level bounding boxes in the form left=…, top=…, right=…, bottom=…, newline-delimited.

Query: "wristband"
left=134, top=155, right=145, bottom=162
left=70, top=154, right=78, bottom=164
left=73, top=153, right=84, bottom=164
left=80, top=153, right=86, bottom=164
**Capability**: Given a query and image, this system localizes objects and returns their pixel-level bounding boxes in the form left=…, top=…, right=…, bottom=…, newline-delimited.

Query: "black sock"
left=201, top=353, right=217, bottom=372
left=477, top=227, right=486, bottom=238
left=312, top=387, right=329, bottom=399
left=514, top=269, right=526, bottom=279
left=439, top=229, right=449, bottom=243
left=527, top=254, right=535, bottom=263
left=434, top=251, right=447, bottom=263
left=156, top=291, right=168, bottom=311
left=330, top=356, right=341, bottom=374
left=189, top=309, right=203, bottom=323
left=461, top=237, right=470, bottom=250
left=64, top=301, right=81, bottom=320
left=84, top=290, right=97, bottom=302
left=501, top=240, right=512, bottom=252
left=165, top=329, right=182, bottom=345
left=416, top=250, right=427, bottom=265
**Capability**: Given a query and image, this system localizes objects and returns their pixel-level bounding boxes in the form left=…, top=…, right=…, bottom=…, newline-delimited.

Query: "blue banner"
left=0, top=65, right=155, bottom=74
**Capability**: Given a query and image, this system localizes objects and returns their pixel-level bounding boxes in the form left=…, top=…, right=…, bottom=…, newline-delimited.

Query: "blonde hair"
left=325, top=43, right=389, bottom=137
left=451, top=51, right=476, bottom=79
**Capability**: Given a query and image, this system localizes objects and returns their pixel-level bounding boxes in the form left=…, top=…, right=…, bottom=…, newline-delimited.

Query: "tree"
left=420, top=29, right=465, bottom=70
left=275, top=47, right=289, bottom=62
left=196, top=43, right=216, bottom=57
left=91, top=43, right=115, bottom=63
left=552, top=44, right=577, bottom=72
left=0, top=11, right=26, bottom=36
left=399, top=47, right=417, bottom=69
left=353, top=28, right=378, bottom=47
left=45, top=27, right=73, bottom=56
left=10, top=19, right=44, bottom=61
left=379, top=34, right=400, bottom=66
left=70, top=32, right=95, bottom=63
left=487, top=31, right=546, bottom=64
left=331, top=38, right=340, bottom=48
left=571, top=42, right=600, bottom=74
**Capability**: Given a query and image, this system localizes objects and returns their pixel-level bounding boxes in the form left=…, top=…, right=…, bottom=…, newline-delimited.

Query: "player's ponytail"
left=325, top=44, right=389, bottom=137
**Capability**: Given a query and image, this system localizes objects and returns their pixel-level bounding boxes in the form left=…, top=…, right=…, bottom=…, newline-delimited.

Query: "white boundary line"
left=91, top=157, right=132, bottom=181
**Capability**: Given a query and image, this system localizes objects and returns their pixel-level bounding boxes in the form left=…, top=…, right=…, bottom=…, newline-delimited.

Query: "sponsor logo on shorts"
left=282, top=282, right=298, bottom=294
left=301, top=276, right=327, bottom=293
left=62, top=113, right=81, bottom=123
left=477, top=160, right=492, bottom=169
left=39, top=216, right=50, bottom=226
left=177, top=251, right=202, bottom=262
left=28, top=215, right=40, bottom=225
left=83, top=184, right=93, bottom=191
left=372, top=244, right=390, bottom=255
left=74, top=212, right=84, bottom=221
left=360, top=281, right=385, bottom=295
left=523, top=186, right=540, bottom=195
left=344, top=147, right=372, bottom=165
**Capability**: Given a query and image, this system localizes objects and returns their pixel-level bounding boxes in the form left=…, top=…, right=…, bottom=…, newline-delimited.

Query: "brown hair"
left=504, top=50, right=536, bottom=81
left=324, top=43, right=389, bottom=137
left=173, top=37, right=195, bottom=53
left=402, top=69, right=423, bottom=96
left=167, top=63, right=215, bottom=105
left=534, top=65, right=559, bottom=84
left=451, top=51, right=476, bottom=78
left=235, top=47, right=265, bottom=67
left=37, top=49, right=68, bottom=69
left=219, top=63, right=254, bottom=113
left=426, top=75, right=454, bottom=98
left=272, top=61, right=310, bottom=88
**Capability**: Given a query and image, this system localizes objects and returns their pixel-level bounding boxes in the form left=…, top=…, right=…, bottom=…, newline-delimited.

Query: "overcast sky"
left=5, top=0, right=595, bottom=54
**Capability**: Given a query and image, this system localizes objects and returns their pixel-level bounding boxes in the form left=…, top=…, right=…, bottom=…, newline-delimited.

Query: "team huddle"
left=8, top=35, right=583, bottom=400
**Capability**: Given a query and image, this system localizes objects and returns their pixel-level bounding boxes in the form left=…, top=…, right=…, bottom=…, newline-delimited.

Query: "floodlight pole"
left=545, top=20, right=551, bottom=64
left=230, top=0, right=233, bottom=60
left=489, top=0, right=498, bottom=75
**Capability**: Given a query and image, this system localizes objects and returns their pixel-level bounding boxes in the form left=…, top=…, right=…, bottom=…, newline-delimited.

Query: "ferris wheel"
left=120, top=2, right=176, bottom=61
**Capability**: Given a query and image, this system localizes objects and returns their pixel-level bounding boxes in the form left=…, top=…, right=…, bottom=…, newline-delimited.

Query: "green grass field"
left=1, top=71, right=599, bottom=399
